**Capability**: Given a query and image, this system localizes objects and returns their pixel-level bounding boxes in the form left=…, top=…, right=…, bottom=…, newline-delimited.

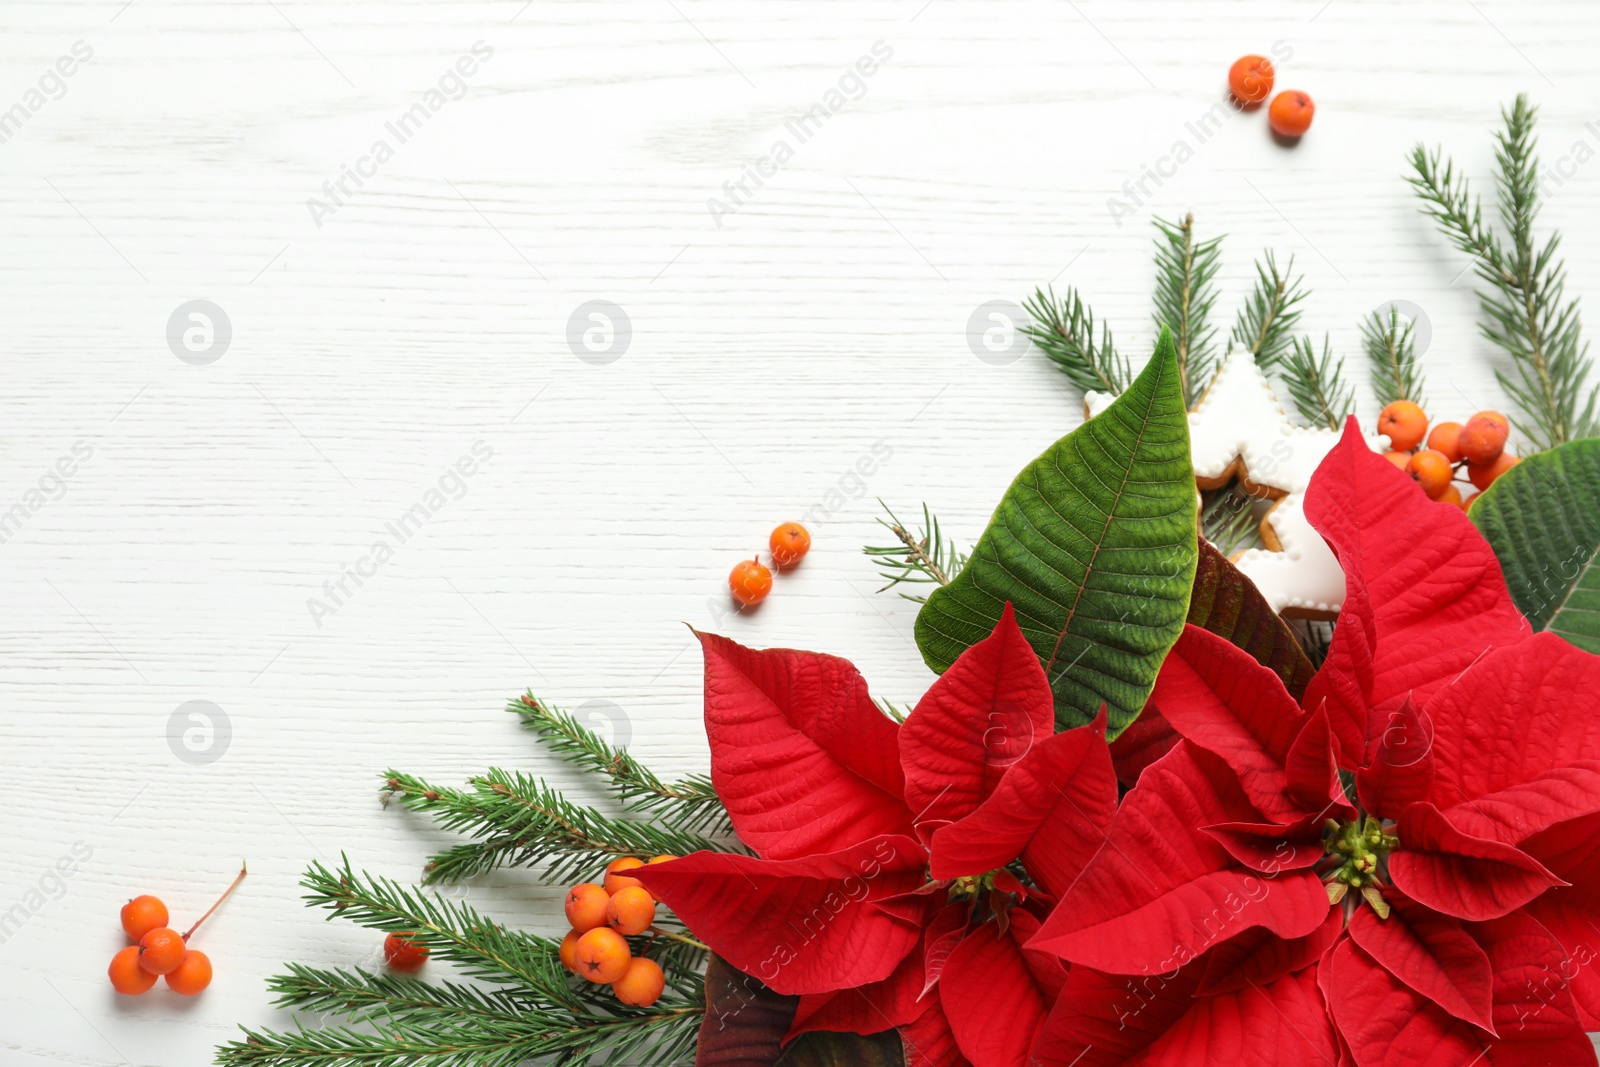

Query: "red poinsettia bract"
left=635, top=604, right=1119, bottom=1067
left=1027, top=419, right=1600, bottom=1066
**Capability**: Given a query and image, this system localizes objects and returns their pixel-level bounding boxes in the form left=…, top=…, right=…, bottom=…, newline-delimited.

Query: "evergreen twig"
left=507, top=694, right=730, bottom=835
left=1021, top=286, right=1132, bottom=394
left=1200, top=485, right=1264, bottom=556
left=1229, top=252, right=1308, bottom=370
left=384, top=770, right=736, bottom=886
left=863, top=500, right=967, bottom=602
left=1280, top=334, right=1356, bottom=431
left=1153, top=213, right=1224, bottom=404
left=1361, top=306, right=1426, bottom=408
left=1408, top=94, right=1599, bottom=449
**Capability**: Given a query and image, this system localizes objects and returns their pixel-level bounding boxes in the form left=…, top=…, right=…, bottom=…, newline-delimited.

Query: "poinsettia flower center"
left=1321, top=814, right=1400, bottom=916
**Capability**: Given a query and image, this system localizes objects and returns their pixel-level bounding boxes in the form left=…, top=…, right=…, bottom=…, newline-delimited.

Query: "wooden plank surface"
left=2, top=0, right=1597, bottom=1060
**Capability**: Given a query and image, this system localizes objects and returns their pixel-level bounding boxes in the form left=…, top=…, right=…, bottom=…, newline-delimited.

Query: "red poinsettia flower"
left=635, top=605, right=1120, bottom=1067
left=1027, top=419, right=1600, bottom=1066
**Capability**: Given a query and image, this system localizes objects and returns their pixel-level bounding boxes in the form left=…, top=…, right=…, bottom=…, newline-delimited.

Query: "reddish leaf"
left=1521, top=894, right=1600, bottom=1030
left=1188, top=536, right=1318, bottom=700
left=1028, top=743, right=1331, bottom=974
left=1130, top=967, right=1336, bottom=1065
left=1443, top=762, right=1600, bottom=848
left=899, top=604, right=1054, bottom=839
left=699, top=631, right=915, bottom=860
left=1200, top=813, right=1328, bottom=874
left=775, top=1031, right=905, bottom=1067
left=917, top=905, right=969, bottom=1000
left=634, top=837, right=928, bottom=995
left=1326, top=937, right=1487, bottom=1066
left=1346, top=893, right=1495, bottom=1032
left=1301, top=419, right=1531, bottom=766
left=1356, top=695, right=1436, bottom=819
left=899, top=1000, right=969, bottom=1067
left=927, top=714, right=1117, bottom=896
left=697, top=954, right=798, bottom=1067
left=938, top=923, right=1049, bottom=1067
left=1195, top=905, right=1343, bottom=994
left=1148, top=625, right=1311, bottom=822
left=1470, top=909, right=1600, bottom=1066
left=1028, top=962, right=1203, bottom=1067
left=1108, top=707, right=1179, bottom=786
left=1006, top=909, right=1068, bottom=1000
left=1389, top=803, right=1565, bottom=922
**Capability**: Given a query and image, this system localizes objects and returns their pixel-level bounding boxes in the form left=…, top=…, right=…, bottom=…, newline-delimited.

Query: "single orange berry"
left=1268, top=90, right=1315, bottom=138
left=1406, top=449, right=1454, bottom=499
left=1459, top=411, right=1510, bottom=465
left=606, top=886, right=658, bottom=936
left=769, top=522, right=812, bottom=568
left=138, top=927, right=187, bottom=975
left=729, top=557, right=773, bottom=607
left=603, top=857, right=647, bottom=896
left=565, top=883, right=611, bottom=933
left=164, top=949, right=213, bottom=995
left=120, top=895, right=169, bottom=941
left=1377, top=401, right=1428, bottom=451
left=384, top=932, right=429, bottom=972
left=1435, top=484, right=1463, bottom=507
left=1461, top=491, right=1479, bottom=512
left=1426, top=421, right=1464, bottom=463
left=647, top=854, right=677, bottom=864
left=109, top=946, right=157, bottom=994
left=1469, top=451, right=1519, bottom=491
left=1228, top=55, right=1275, bottom=105
left=574, top=927, right=632, bottom=984
left=1382, top=450, right=1411, bottom=471
left=560, top=929, right=582, bottom=973
left=613, top=956, right=666, bottom=1007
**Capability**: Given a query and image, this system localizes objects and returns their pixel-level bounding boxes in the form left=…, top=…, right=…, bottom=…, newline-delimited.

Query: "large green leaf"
left=1471, top=438, right=1600, bottom=653
left=915, top=327, right=1198, bottom=737
left=1189, top=537, right=1316, bottom=699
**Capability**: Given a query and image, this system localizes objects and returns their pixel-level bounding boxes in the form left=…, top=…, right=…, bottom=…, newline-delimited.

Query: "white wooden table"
left=2, top=1, right=1595, bottom=1061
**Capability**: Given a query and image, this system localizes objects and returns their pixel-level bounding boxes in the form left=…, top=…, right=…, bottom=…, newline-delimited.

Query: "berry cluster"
left=108, top=864, right=246, bottom=997
left=558, top=855, right=674, bottom=1007
left=727, top=521, right=811, bottom=608
left=1228, top=54, right=1315, bottom=138
left=1378, top=401, right=1518, bottom=509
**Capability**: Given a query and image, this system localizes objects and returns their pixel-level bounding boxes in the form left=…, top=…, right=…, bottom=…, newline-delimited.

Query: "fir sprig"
left=1230, top=252, right=1308, bottom=370
left=1021, top=285, right=1132, bottom=394
left=1200, top=485, right=1264, bottom=556
left=1153, top=213, right=1224, bottom=404
left=1361, top=306, right=1426, bottom=408
left=508, top=694, right=730, bottom=835
left=1409, top=94, right=1599, bottom=449
left=384, top=770, right=736, bottom=886
left=1280, top=335, right=1355, bottom=431
left=863, top=500, right=967, bottom=601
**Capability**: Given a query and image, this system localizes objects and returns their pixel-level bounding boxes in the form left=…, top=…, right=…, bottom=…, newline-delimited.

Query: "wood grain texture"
left=2, top=0, right=1599, bottom=1061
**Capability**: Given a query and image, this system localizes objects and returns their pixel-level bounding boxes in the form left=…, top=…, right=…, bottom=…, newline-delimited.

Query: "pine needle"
left=1200, top=485, right=1264, bottom=556
left=1153, top=213, right=1224, bottom=404
left=1408, top=94, right=1599, bottom=449
left=1361, top=306, right=1425, bottom=408
left=1230, top=252, right=1308, bottom=370
left=1280, top=335, right=1355, bottom=431
left=1021, top=286, right=1132, bottom=394
left=863, top=500, right=968, bottom=602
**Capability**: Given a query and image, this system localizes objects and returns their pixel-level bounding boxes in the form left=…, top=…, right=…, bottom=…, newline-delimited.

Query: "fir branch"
left=1200, top=485, right=1263, bottom=556
left=1153, top=213, right=1224, bottom=404
left=1021, top=285, right=1133, bottom=394
left=1229, top=252, right=1308, bottom=369
left=863, top=500, right=967, bottom=602
left=1280, top=335, right=1355, bottom=431
left=218, top=964, right=701, bottom=1067
left=383, top=770, right=736, bottom=886
left=1361, top=306, right=1426, bottom=408
left=507, top=694, right=730, bottom=835
left=1408, top=94, right=1599, bottom=449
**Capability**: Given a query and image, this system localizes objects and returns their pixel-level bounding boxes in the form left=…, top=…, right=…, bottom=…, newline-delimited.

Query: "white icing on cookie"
left=1086, top=348, right=1389, bottom=616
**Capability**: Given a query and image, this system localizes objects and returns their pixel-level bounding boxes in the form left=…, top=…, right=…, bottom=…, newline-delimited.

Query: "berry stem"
left=647, top=925, right=710, bottom=952
left=183, top=861, right=248, bottom=941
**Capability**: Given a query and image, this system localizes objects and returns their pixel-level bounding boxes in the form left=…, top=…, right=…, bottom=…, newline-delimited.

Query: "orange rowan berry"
left=769, top=522, right=812, bottom=568
left=1228, top=55, right=1275, bottom=105
left=565, top=884, right=611, bottom=933
left=1406, top=449, right=1454, bottom=499
left=729, top=557, right=772, bottom=607
left=574, top=927, right=631, bottom=983
left=120, top=895, right=168, bottom=941
left=647, top=854, right=677, bottom=864
left=164, top=950, right=213, bottom=995
left=560, top=929, right=582, bottom=973
left=613, top=956, right=666, bottom=1007
left=1268, top=90, right=1315, bottom=137
left=1460, top=411, right=1510, bottom=465
left=1436, top=484, right=1463, bottom=507
left=1426, top=421, right=1464, bottom=463
left=138, top=927, right=186, bottom=975
left=1383, top=450, right=1411, bottom=471
left=1469, top=451, right=1519, bottom=491
left=606, top=886, right=657, bottom=936
left=384, top=932, right=429, bottom=972
left=603, top=857, right=646, bottom=896
left=108, top=946, right=157, bottom=994
left=1378, top=401, right=1428, bottom=451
